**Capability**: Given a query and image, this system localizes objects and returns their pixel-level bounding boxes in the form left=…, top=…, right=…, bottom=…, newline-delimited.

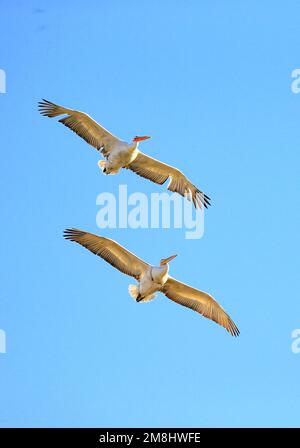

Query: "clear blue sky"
left=0, top=1, right=299, bottom=428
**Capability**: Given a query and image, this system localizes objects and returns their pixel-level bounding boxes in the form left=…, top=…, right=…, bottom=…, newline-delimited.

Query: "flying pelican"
left=39, top=99, right=210, bottom=209
left=63, top=229, right=239, bottom=336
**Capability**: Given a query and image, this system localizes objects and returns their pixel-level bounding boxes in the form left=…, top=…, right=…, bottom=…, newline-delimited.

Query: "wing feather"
left=64, top=229, right=149, bottom=280
left=127, top=152, right=210, bottom=208
left=38, top=99, right=120, bottom=157
left=162, top=277, right=239, bottom=336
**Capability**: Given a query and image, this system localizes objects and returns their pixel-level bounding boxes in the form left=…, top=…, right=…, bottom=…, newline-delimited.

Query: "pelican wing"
left=38, top=99, right=121, bottom=157
left=64, top=229, right=149, bottom=280
left=126, top=152, right=210, bottom=208
left=161, top=277, right=239, bottom=336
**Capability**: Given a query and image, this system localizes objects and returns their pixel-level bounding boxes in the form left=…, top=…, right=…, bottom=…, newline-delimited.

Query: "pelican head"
left=132, top=135, right=151, bottom=142
left=160, top=254, right=177, bottom=266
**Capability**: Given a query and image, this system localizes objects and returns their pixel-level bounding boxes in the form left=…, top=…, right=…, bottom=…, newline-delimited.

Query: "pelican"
left=39, top=99, right=210, bottom=209
left=63, top=229, right=239, bottom=336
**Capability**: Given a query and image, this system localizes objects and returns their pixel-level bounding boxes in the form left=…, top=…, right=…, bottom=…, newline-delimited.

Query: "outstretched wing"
left=38, top=99, right=121, bottom=157
left=161, top=277, right=239, bottom=336
left=126, top=152, right=210, bottom=208
left=64, top=229, right=149, bottom=280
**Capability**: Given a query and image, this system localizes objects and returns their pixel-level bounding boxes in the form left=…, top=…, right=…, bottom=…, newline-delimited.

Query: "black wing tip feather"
left=202, top=193, right=211, bottom=208
left=38, top=98, right=54, bottom=109
left=204, top=194, right=211, bottom=207
left=228, top=319, right=240, bottom=337
left=63, top=228, right=85, bottom=242
left=39, top=98, right=52, bottom=104
left=213, top=313, right=239, bottom=337
left=195, top=190, right=211, bottom=209
left=38, top=98, right=62, bottom=117
left=38, top=99, right=53, bottom=115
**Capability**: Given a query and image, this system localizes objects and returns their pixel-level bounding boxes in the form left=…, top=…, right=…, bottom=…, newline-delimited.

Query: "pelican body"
left=130, top=255, right=177, bottom=302
left=98, top=140, right=139, bottom=175
left=39, top=99, right=210, bottom=209
left=64, top=229, right=239, bottom=337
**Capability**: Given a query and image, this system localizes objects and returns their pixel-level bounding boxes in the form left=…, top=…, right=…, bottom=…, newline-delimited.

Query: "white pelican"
left=39, top=99, right=210, bottom=209
left=64, top=229, right=239, bottom=336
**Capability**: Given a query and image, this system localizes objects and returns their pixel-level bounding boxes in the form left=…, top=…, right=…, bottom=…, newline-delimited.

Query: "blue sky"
left=0, top=0, right=300, bottom=427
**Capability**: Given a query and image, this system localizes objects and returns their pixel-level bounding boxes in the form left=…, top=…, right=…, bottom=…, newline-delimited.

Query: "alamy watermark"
left=289, top=73, right=300, bottom=354
left=291, top=329, right=300, bottom=354
left=291, top=69, right=300, bottom=93
left=96, top=185, right=205, bottom=239
left=0, top=329, right=6, bottom=353
left=0, top=69, right=6, bottom=93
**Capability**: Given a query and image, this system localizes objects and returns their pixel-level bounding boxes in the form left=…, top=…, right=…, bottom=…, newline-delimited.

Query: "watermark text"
left=291, top=69, right=300, bottom=93
left=96, top=185, right=205, bottom=239
left=0, top=69, right=6, bottom=94
left=0, top=329, right=6, bottom=353
left=291, top=329, right=300, bottom=354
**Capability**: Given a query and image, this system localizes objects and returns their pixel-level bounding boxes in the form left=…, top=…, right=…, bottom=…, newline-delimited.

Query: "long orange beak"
left=133, top=136, right=151, bottom=142
left=160, top=254, right=177, bottom=266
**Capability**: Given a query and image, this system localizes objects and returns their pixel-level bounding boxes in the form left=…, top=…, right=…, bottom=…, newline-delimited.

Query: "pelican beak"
left=133, top=136, right=151, bottom=142
left=160, top=254, right=177, bottom=265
